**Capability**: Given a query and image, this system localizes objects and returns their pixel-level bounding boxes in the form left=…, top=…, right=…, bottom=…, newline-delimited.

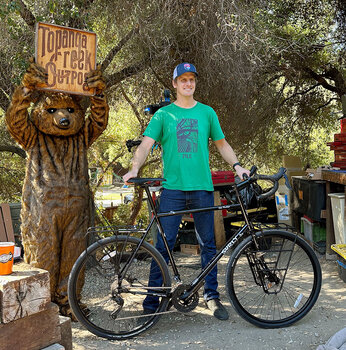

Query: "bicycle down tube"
left=138, top=182, right=251, bottom=295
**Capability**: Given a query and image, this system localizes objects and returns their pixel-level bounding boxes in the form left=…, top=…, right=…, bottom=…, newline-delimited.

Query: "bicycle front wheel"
left=68, top=235, right=171, bottom=340
left=226, top=229, right=322, bottom=328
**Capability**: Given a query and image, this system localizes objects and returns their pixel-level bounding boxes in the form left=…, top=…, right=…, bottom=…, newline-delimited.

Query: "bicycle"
left=68, top=166, right=322, bottom=340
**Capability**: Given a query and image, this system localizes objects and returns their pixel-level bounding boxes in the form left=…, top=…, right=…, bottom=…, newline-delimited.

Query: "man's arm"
left=123, top=136, right=156, bottom=184
left=214, top=138, right=250, bottom=179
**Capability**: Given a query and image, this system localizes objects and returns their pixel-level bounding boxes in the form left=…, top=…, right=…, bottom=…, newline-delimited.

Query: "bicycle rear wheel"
left=226, top=229, right=321, bottom=328
left=68, top=235, right=171, bottom=340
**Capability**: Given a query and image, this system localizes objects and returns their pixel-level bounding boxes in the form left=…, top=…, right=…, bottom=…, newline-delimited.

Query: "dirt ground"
left=71, top=254, right=346, bottom=350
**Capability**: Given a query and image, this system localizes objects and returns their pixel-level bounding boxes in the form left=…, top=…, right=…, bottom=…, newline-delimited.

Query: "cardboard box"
left=282, top=156, right=302, bottom=169
left=180, top=244, right=200, bottom=255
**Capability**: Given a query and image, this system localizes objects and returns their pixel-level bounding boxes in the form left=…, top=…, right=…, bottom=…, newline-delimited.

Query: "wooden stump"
left=0, top=262, right=50, bottom=323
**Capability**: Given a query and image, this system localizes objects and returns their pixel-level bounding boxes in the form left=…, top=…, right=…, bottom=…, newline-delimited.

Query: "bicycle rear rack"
left=84, top=224, right=144, bottom=249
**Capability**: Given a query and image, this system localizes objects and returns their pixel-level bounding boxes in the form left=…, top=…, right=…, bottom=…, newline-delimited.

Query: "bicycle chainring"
left=171, top=284, right=199, bottom=313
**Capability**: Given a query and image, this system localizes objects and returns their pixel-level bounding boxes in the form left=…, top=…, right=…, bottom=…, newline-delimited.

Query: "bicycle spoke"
left=227, top=230, right=321, bottom=328
left=68, top=236, right=171, bottom=340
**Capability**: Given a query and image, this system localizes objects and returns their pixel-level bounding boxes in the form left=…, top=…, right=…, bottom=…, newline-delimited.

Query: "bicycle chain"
left=171, top=284, right=199, bottom=313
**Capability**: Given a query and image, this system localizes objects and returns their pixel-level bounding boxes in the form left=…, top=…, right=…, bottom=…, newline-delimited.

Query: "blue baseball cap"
left=173, top=63, right=198, bottom=80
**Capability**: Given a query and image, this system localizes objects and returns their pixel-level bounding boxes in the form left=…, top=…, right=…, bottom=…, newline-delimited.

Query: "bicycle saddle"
left=127, top=178, right=165, bottom=185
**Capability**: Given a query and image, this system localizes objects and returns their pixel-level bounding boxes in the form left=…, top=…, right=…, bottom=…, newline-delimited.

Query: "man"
left=123, top=62, right=249, bottom=320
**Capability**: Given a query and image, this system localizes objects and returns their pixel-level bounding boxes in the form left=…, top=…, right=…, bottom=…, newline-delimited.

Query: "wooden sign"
left=35, top=22, right=97, bottom=95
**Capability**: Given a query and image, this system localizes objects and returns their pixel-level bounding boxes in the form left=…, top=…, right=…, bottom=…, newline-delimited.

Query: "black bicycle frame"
left=122, top=183, right=259, bottom=300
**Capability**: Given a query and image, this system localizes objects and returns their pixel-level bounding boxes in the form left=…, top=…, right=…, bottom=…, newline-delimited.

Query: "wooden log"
left=0, top=262, right=50, bottom=323
left=58, top=316, right=72, bottom=350
left=0, top=303, right=61, bottom=350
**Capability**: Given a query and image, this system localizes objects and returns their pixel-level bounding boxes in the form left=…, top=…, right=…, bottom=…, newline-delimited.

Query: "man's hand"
left=122, top=136, right=156, bottom=185
left=214, top=138, right=251, bottom=180
left=123, top=169, right=139, bottom=185
left=234, top=165, right=250, bottom=180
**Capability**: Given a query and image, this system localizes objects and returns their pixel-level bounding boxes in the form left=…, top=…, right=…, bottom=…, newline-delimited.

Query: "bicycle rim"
left=68, top=235, right=171, bottom=340
left=226, top=229, right=322, bottom=328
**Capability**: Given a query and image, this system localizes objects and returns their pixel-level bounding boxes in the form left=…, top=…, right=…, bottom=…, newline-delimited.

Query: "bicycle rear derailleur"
left=171, top=284, right=199, bottom=313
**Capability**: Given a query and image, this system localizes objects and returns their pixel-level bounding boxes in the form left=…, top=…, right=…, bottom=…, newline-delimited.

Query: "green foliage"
left=0, top=117, right=25, bottom=202
left=111, top=202, right=150, bottom=227
left=0, top=0, right=345, bottom=202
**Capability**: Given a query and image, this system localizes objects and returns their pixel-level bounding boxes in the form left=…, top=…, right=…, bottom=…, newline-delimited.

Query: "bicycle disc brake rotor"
left=172, top=284, right=199, bottom=313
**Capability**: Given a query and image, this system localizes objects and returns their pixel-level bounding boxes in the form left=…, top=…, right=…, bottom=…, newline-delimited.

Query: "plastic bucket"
left=0, top=242, right=15, bottom=275
left=328, top=193, right=346, bottom=244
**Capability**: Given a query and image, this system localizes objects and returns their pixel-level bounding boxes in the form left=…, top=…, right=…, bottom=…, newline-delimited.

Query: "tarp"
left=317, top=328, right=346, bottom=350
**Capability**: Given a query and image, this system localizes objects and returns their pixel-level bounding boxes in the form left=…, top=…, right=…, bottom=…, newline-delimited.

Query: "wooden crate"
left=180, top=244, right=200, bottom=255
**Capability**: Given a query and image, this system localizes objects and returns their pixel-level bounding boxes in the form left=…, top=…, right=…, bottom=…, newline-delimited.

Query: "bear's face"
left=30, top=93, right=85, bottom=136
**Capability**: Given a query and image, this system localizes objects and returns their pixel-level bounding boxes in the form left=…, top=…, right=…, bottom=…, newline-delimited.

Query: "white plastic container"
left=275, top=185, right=292, bottom=225
left=301, top=217, right=313, bottom=242
left=328, top=193, right=346, bottom=244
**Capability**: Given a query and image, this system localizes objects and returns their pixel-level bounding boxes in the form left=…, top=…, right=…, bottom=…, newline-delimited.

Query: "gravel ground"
left=71, top=253, right=346, bottom=350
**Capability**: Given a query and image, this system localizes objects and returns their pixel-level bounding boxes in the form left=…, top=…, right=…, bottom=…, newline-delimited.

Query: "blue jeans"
left=143, top=189, right=219, bottom=311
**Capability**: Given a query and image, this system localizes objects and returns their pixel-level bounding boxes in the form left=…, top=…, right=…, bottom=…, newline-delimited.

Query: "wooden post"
left=59, top=316, right=73, bottom=350
left=214, top=191, right=226, bottom=250
left=0, top=204, right=15, bottom=242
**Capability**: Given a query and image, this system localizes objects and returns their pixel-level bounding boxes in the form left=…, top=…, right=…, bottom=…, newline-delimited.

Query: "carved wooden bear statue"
left=6, top=60, right=109, bottom=314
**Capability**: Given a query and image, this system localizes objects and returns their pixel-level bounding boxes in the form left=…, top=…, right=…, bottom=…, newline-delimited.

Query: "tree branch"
left=101, top=25, right=140, bottom=72
left=0, top=145, right=26, bottom=158
left=280, top=83, right=320, bottom=106
left=67, top=0, right=96, bottom=29
left=17, top=0, right=36, bottom=29
left=0, top=89, right=11, bottom=112
left=303, top=67, right=342, bottom=95
left=95, top=151, right=125, bottom=189
left=106, top=58, right=149, bottom=87
left=316, top=98, right=338, bottom=110
left=119, top=84, right=144, bottom=132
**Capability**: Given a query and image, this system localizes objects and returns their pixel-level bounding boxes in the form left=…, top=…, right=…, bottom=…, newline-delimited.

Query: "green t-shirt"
left=143, top=102, right=225, bottom=191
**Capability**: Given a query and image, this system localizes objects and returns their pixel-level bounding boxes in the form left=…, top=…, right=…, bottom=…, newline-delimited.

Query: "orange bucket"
left=0, top=242, right=15, bottom=275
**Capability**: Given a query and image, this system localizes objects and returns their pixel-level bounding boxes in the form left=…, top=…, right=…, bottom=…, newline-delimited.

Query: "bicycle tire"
left=68, top=235, right=171, bottom=340
left=226, top=229, right=322, bottom=328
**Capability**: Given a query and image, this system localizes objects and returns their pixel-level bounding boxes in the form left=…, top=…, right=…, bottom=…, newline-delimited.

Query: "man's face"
left=172, top=72, right=196, bottom=97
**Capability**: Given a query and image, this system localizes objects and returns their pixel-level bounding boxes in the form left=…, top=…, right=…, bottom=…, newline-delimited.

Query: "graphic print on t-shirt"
left=176, top=119, right=198, bottom=153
